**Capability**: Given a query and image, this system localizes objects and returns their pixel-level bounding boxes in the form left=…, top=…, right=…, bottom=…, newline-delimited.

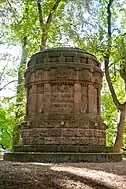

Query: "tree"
left=104, top=0, right=126, bottom=152
left=37, top=0, right=62, bottom=49
left=0, top=100, right=14, bottom=150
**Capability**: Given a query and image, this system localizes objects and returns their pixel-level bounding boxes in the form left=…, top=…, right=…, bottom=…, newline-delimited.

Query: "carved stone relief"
left=81, top=85, right=88, bottom=113
left=37, top=84, right=44, bottom=113
left=88, top=84, right=98, bottom=114
left=51, top=84, right=74, bottom=113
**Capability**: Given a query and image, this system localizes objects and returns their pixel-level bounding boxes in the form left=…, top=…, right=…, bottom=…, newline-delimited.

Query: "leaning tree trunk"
left=113, top=65, right=126, bottom=152
left=113, top=110, right=126, bottom=152
left=12, top=37, right=27, bottom=146
left=112, top=68, right=126, bottom=152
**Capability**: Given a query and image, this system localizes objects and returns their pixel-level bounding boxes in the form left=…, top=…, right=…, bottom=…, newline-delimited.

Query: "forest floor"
left=0, top=160, right=126, bottom=189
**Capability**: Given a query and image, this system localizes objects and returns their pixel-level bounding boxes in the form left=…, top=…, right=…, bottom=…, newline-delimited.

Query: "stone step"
left=13, top=145, right=113, bottom=153
left=4, top=152, right=122, bottom=163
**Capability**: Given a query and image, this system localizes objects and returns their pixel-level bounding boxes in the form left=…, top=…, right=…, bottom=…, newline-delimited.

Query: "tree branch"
left=37, top=0, right=61, bottom=50
left=23, top=36, right=27, bottom=48
left=0, top=64, right=8, bottom=81
left=0, top=143, right=6, bottom=150
left=104, top=58, right=122, bottom=109
left=46, top=0, right=61, bottom=26
left=37, top=0, right=44, bottom=28
left=7, top=0, right=12, bottom=9
left=107, top=0, right=114, bottom=39
left=106, top=0, right=114, bottom=56
left=0, top=80, right=17, bottom=91
left=5, top=129, right=12, bottom=139
left=104, top=0, right=125, bottom=110
left=0, top=33, right=4, bottom=39
left=1, top=127, right=12, bottom=139
left=7, top=0, right=18, bottom=15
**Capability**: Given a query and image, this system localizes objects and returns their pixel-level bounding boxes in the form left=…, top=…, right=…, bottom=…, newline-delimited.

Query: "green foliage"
left=0, top=102, right=14, bottom=150
left=101, top=80, right=117, bottom=146
left=101, top=71, right=126, bottom=147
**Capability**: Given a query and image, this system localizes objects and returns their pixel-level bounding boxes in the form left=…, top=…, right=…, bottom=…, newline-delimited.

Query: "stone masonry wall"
left=18, top=48, right=106, bottom=152
left=20, top=114, right=106, bottom=148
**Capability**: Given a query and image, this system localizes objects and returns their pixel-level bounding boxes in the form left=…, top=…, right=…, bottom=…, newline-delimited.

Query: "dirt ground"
left=0, top=160, right=126, bottom=189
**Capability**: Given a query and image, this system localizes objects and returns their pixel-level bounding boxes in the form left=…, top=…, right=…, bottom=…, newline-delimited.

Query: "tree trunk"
left=37, top=0, right=61, bottom=50
left=12, top=37, right=27, bottom=146
left=113, top=110, right=126, bottom=152
left=41, top=28, right=47, bottom=50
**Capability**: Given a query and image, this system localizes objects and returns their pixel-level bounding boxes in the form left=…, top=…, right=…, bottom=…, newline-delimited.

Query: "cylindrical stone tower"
left=18, top=47, right=106, bottom=152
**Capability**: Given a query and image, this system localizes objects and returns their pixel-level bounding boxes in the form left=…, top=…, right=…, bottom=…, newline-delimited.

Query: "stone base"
left=13, top=145, right=112, bottom=153
left=20, top=114, right=106, bottom=147
left=4, top=152, right=122, bottom=163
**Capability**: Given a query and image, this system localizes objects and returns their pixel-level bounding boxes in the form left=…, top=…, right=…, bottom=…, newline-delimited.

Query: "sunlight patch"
left=51, top=166, right=126, bottom=189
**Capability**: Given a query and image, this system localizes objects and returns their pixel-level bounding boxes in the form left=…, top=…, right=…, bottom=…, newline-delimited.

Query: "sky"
left=0, top=45, right=21, bottom=98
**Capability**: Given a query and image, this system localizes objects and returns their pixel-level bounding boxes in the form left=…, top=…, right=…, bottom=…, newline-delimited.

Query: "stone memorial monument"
left=4, top=47, right=122, bottom=162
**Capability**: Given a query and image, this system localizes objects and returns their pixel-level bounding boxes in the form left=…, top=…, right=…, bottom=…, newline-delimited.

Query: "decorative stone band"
left=27, top=47, right=100, bottom=69
left=25, top=64, right=103, bottom=77
left=26, top=81, right=102, bottom=90
left=21, top=114, right=106, bottom=129
left=25, top=66, right=103, bottom=91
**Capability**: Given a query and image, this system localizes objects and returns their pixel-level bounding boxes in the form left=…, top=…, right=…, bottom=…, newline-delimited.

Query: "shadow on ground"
left=0, top=160, right=126, bottom=189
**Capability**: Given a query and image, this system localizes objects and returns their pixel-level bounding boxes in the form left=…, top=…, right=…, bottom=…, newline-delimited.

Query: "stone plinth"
left=20, top=47, right=106, bottom=150
left=4, top=152, right=122, bottom=163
